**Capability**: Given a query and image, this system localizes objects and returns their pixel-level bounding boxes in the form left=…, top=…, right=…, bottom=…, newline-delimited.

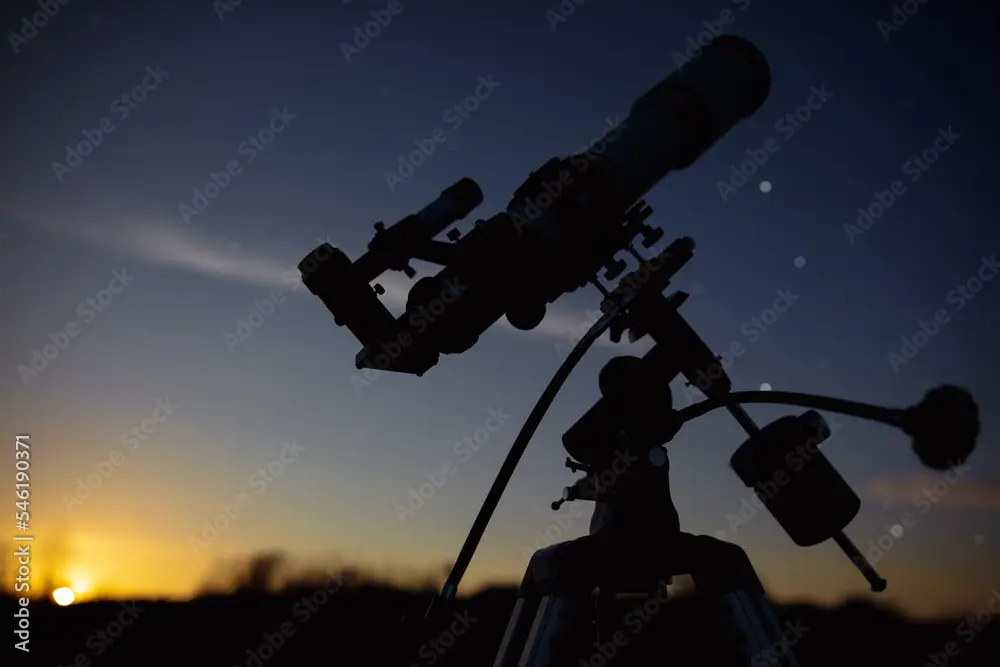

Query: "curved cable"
left=429, top=310, right=617, bottom=612
left=676, top=390, right=905, bottom=429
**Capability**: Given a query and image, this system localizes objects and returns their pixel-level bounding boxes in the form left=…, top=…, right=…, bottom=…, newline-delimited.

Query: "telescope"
left=298, top=35, right=770, bottom=375
left=299, top=35, right=981, bottom=667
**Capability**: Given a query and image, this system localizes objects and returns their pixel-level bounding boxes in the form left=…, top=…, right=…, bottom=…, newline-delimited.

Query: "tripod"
left=492, top=230, right=812, bottom=666
left=492, top=454, right=799, bottom=667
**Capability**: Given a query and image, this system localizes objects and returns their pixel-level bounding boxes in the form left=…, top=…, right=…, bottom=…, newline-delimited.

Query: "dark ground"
left=7, top=572, right=999, bottom=667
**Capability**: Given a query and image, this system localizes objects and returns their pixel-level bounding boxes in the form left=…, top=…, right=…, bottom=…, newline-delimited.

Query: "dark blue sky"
left=1, top=0, right=998, bottom=615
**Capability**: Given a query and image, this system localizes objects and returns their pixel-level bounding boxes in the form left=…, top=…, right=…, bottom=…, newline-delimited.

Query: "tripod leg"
left=492, top=542, right=598, bottom=667
left=514, top=594, right=588, bottom=667
left=717, top=589, right=798, bottom=666
left=493, top=596, right=541, bottom=667
left=754, top=594, right=803, bottom=667
left=685, top=535, right=802, bottom=667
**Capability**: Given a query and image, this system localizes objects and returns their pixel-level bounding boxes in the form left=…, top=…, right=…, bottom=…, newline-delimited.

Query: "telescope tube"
left=512, top=35, right=771, bottom=244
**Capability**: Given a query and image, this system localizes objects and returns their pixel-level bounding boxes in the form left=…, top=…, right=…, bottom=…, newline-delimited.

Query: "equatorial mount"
left=428, top=203, right=980, bottom=618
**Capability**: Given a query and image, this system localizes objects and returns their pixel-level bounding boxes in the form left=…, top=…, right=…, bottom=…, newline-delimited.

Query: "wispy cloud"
left=33, top=217, right=634, bottom=348
left=29, top=214, right=299, bottom=290
left=867, top=476, right=1000, bottom=511
left=119, top=224, right=297, bottom=289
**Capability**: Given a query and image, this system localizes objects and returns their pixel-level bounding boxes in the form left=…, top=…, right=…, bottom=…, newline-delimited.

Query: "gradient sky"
left=1, top=0, right=998, bottom=619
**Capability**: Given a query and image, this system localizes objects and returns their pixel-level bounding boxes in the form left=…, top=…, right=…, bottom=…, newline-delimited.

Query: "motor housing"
left=729, top=410, right=860, bottom=547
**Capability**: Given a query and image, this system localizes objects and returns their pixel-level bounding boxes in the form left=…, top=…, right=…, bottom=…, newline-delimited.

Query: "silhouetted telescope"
left=297, top=37, right=986, bottom=665
left=299, top=35, right=771, bottom=374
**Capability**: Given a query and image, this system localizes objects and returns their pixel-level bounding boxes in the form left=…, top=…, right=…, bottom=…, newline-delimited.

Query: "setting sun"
left=69, top=575, right=91, bottom=595
left=53, top=587, right=76, bottom=606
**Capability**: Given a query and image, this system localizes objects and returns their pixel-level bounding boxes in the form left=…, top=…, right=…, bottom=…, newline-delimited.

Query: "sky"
left=1, top=0, right=998, bottom=619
